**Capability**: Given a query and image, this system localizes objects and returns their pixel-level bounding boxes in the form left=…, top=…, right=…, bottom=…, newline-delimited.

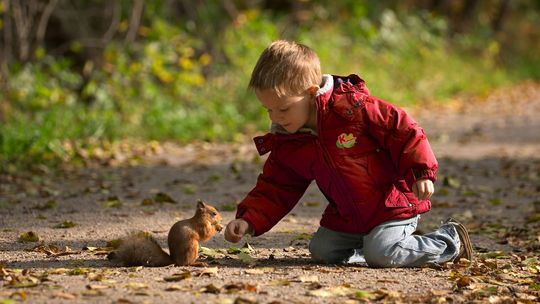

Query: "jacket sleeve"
left=362, top=96, right=438, bottom=189
left=235, top=151, right=311, bottom=236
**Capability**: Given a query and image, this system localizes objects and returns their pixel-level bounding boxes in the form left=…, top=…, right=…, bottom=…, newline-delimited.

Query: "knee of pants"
left=363, top=242, right=396, bottom=268
left=309, top=239, right=344, bottom=264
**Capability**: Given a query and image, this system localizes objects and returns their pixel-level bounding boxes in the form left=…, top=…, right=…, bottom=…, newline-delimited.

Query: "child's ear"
left=306, top=85, right=320, bottom=97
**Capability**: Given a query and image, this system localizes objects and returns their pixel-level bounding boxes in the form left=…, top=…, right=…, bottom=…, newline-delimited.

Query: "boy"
left=224, top=40, right=473, bottom=267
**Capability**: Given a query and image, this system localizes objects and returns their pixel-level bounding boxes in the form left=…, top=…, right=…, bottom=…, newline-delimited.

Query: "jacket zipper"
left=315, top=99, right=363, bottom=232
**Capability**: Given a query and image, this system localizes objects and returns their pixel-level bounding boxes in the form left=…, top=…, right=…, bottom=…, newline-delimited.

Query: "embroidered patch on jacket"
left=336, top=133, right=357, bottom=149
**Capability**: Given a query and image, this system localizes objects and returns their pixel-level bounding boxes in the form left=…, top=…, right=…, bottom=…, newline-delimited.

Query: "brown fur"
left=108, top=200, right=223, bottom=267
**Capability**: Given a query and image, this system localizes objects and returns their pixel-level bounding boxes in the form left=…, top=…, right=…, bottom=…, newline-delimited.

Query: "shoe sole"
left=451, top=221, right=473, bottom=261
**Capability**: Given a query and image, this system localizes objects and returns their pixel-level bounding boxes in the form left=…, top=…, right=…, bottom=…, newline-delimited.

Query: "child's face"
left=256, top=87, right=318, bottom=133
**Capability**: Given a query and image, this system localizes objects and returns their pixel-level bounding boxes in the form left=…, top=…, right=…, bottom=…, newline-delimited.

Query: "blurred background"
left=0, top=0, right=539, bottom=170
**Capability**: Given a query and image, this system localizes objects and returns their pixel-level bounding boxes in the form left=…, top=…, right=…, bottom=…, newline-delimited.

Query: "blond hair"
left=249, top=40, right=321, bottom=97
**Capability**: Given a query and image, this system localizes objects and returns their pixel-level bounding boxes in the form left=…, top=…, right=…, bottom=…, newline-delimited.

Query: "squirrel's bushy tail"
left=108, top=231, right=172, bottom=267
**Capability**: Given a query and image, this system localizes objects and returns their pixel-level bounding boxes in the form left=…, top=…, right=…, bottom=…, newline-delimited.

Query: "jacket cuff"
left=414, top=168, right=437, bottom=182
left=405, top=168, right=437, bottom=189
left=235, top=211, right=263, bottom=237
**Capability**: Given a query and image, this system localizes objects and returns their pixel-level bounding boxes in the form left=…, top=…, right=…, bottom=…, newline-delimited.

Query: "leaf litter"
left=1, top=85, right=540, bottom=303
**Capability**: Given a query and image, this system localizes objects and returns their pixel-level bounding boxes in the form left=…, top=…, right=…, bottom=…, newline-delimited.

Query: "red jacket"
left=236, top=74, right=438, bottom=235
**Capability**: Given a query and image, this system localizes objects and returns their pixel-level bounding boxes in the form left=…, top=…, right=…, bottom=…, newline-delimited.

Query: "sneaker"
left=443, top=218, right=473, bottom=262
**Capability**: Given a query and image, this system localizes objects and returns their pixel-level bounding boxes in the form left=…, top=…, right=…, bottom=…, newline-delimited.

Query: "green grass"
left=0, top=10, right=538, bottom=170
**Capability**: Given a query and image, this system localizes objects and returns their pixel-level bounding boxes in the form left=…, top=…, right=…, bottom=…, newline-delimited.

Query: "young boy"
left=224, top=40, right=473, bottom=267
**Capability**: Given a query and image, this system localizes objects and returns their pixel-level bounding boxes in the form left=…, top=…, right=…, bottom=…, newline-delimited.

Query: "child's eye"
left=279, top=108, right=289, bottom=112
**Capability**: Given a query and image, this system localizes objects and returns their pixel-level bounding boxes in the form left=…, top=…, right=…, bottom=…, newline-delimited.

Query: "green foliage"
left=0, top=5, right=538, bottom=169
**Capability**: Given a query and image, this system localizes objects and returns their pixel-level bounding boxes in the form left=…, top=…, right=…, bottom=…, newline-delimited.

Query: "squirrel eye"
left=210, top=211, right=217, bottom=217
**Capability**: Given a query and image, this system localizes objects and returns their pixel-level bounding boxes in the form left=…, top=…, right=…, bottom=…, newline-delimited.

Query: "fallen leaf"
left=69, top=268, right=89, bottom=276
left=293, top=275, right=318, bottom=283
left=154, top=192, right=177, bottom=203
left=237, top=252, right=256, bottom=266
left=223, top=282, right=257, bottom=294
left=354, top=290, right=374, bottom=299
left=183, top=185, right=197, bottom=195
left=201, top=284, right=221, bottom=294
left=307, top=285, right=356, bottom=297
left=124, top=282, right=148, bottom=290
left=196, top=267, right=218, bottom=277
left=18, top=231, right=39, bottom=242
left=231, top=297, right=257, bottom=304
left=270, top=279, right=290, bottom=286
left=33, top=200, right=56, bottom=210
left=244, top=267, right=274, bottom=275
left=164, top=284, right=189, bottom=291
left=199, top=246, right=225, bottom=259
left=52, top=292, right=77, bottom=300
left=81, top=290, right=104, bottom=297
left=443, top=176, right=461, bottom=188
left=86, top=284, right=110, bottom=290
left=456, top=276, right=472, bottom=288
left=164, top=272, right=191, bottom=282
left=103, top=196, right=122, bottom=208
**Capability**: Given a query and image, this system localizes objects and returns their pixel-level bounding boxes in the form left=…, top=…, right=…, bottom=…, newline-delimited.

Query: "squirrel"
left=108, top=200, right=223, bottom=266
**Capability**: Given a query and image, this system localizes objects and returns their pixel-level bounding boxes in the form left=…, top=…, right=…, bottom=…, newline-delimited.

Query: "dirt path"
left=1, top=83, right=539, bottom=303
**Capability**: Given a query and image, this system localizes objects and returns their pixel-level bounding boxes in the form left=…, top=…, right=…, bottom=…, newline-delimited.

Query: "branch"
left=36, top=0, right=58, bottom=45
left=2, top=0, right=12, bottom=64
left=222, top=0, right=239, bottom=20
left=102, top=1, right=121, bottom=43
left=125, top=0, right=144, bottom=43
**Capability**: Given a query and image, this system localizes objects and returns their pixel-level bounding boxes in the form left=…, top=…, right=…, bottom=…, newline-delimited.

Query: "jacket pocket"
left=367, top=149, right=397, bottom=187
left=384, top=185, right=412, bottom=208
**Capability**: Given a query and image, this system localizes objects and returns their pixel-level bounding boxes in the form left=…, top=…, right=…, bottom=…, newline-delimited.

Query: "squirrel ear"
left=197, top=200, right=206, bottom=209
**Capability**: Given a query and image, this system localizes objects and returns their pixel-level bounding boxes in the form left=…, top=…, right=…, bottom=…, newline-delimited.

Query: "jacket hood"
left=270, top=74, right=369, bottom=135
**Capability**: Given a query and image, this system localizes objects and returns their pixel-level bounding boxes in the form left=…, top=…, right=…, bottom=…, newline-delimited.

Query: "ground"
left=1, top=83, right=540, bottom=303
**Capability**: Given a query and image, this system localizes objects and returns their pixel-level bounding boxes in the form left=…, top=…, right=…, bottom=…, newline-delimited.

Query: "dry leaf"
left=18, top=231, right=39, bottom=242
left=237, top=252, right=256, bottom=266
left=201, top=284, right=221, bottom=294
left=164, top=284, right=187, bottom=292
left=52, top=292, right=78, bottom=300
left=223, top=282, right=257, bottom=294
left=307, top=285, right=356, bottom=297
left=244, top=267, right=274, bottom=275
left=86, top=284, right=110, bottom=290
left=124, top=282, right=148, bottom=290
left=164, top=272, right=192, bottom=282
left=294, top=275, right=318, bottom=283
left=81, top=290, right=104, bottom=297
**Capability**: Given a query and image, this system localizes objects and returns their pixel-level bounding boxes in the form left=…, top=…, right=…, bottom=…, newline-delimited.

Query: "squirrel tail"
left=108, top=231, right=172, bottom=267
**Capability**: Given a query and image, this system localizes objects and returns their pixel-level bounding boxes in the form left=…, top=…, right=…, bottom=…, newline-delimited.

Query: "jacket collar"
left=255, top=74, right=369, bottom=155
left=270, top=74, right=334, bottom=135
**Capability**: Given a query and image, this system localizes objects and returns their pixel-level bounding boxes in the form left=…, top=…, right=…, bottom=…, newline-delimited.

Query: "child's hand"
left=412, top=179, right=434, bottom=200
left=224, top=219, right=253, bottom=243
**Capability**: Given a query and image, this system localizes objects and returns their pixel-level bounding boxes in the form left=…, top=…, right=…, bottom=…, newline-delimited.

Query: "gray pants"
left=309, top=216, right=460, bottom=267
